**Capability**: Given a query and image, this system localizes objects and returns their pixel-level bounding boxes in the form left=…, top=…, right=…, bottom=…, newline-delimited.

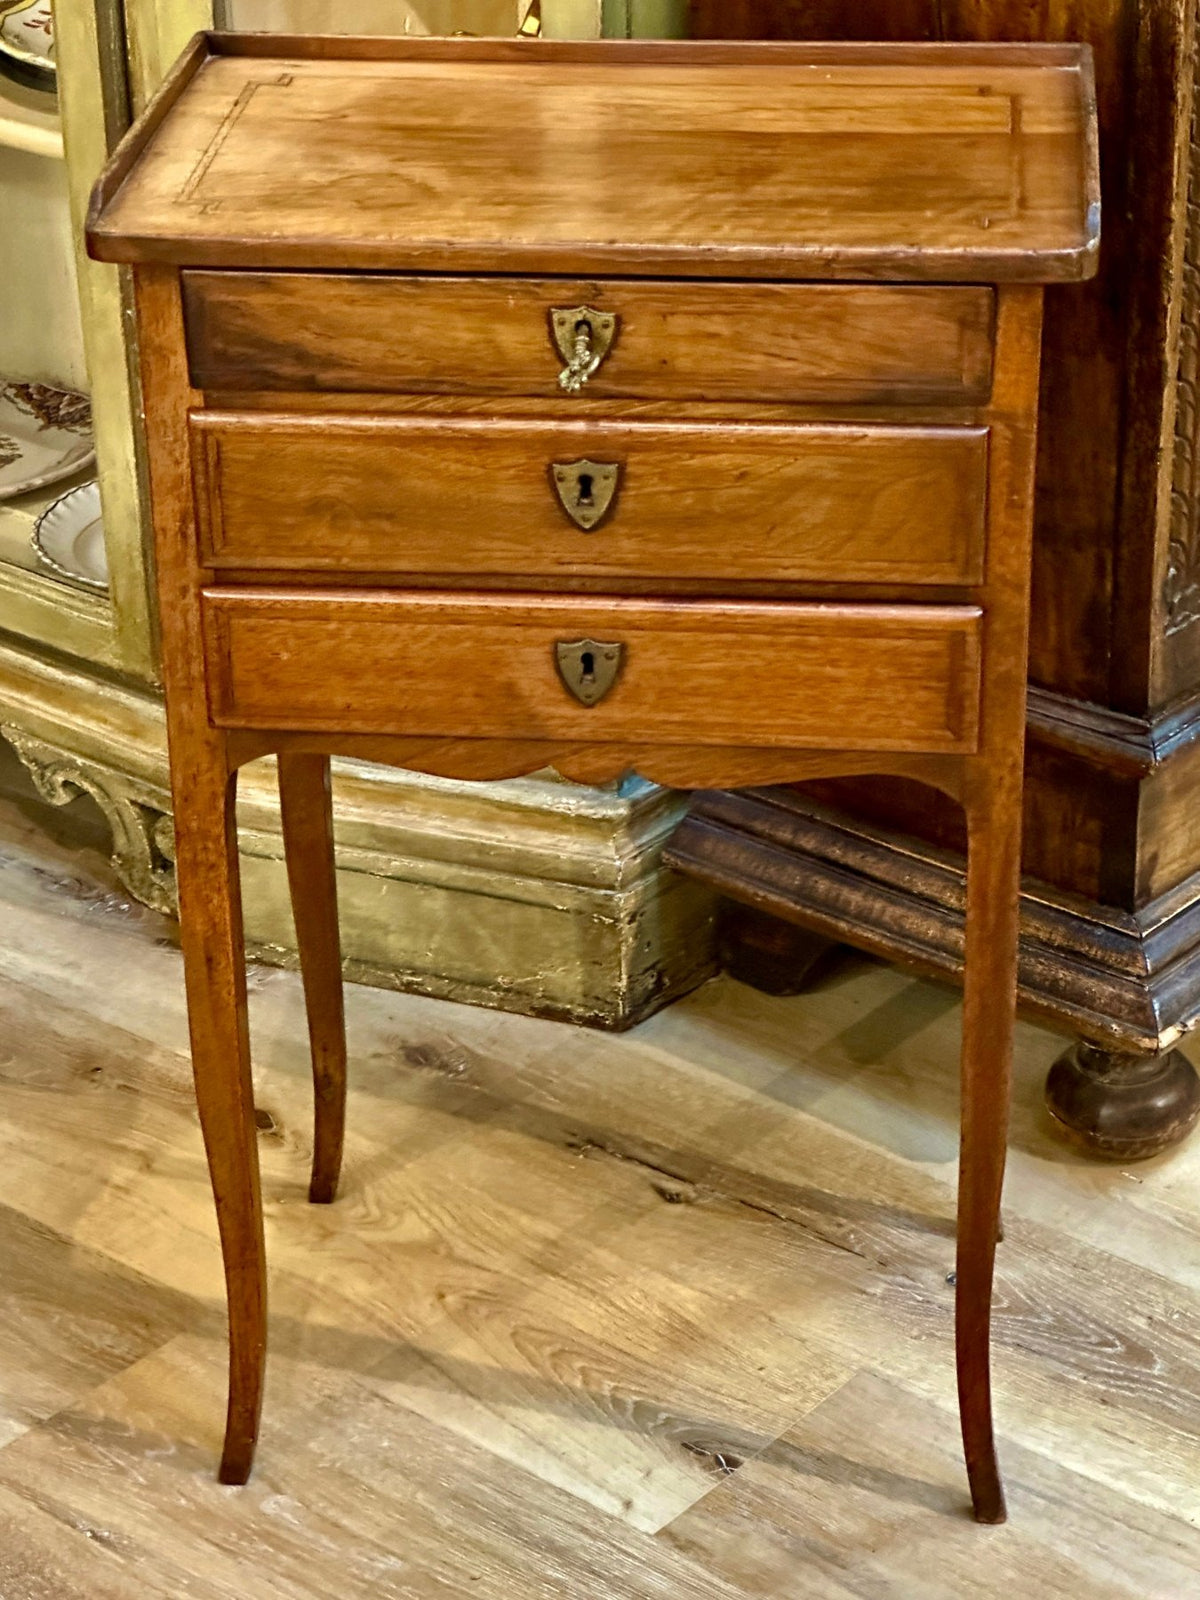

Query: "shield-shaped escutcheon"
left=549, top=305, right=618, bottom=391
left=554, top=638, right=625, bottom=706
left=550, top=459, right=621, bottom=531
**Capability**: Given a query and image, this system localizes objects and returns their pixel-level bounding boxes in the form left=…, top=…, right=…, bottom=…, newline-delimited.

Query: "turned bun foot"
left=1045, top=1042, right=1200, bottom=1161
left=719, top=901, right=839, bottom=996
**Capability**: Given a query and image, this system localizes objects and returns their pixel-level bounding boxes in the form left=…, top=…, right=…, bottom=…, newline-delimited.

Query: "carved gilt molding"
left=0, top=724, right=176, bottom=915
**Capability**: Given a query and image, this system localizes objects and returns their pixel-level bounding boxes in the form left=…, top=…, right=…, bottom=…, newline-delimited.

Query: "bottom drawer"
left=202, top=589, right=982, bottom=754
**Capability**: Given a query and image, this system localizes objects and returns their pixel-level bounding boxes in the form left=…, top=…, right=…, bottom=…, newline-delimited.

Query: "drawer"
left=202, top=589, right=982, bottom=754
left=193, top=414, right=988, bottom=587
left=182, top=273, right=995, bottom=406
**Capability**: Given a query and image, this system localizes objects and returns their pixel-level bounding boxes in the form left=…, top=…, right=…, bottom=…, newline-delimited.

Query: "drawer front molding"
left=193, top=413, right=989, bottom=587
left=183, top=273, right=996, bottom=405
left=202, top=588, right=982, bottom=754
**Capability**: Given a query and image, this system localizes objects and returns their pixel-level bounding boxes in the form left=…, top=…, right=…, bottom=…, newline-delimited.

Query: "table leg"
left=278, top=752, right=347, bottom=1204
left=956, top=768, right=1020, bottom=1524
left=174, top=752, right=266, bottom=1484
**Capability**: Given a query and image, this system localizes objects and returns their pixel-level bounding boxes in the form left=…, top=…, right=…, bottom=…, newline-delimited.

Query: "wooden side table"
left=87, top=32, right=1098, bottom=1523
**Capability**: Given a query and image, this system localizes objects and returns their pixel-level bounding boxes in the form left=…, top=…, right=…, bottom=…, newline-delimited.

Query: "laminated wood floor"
left=1, top=776, right=1200, bottom=1598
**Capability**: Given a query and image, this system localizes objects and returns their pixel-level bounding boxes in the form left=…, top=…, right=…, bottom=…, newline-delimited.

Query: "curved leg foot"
left=278, top=752, right=347, bottom=1204
left=174, top=753, right=266, bottom=1483
left=1046, top=1042, right=1200, bottom=1162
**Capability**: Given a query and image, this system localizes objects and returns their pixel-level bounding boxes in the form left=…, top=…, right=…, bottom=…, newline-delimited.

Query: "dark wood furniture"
left=675, top=0, right=1200, bottom=1163
left=86, top=31, right=1097, bottom=1521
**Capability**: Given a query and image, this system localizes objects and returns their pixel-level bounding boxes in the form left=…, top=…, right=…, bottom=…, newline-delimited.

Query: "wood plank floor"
left=1, top=781, right=1200, bottom=1597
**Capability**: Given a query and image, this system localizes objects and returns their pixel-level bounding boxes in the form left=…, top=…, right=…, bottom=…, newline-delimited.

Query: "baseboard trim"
left=666, top=787, right=1200, bottom=1054
left=1026, top=681, right=1200, bottom=775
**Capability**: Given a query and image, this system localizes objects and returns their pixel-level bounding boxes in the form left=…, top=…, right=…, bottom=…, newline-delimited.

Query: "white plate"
left=0, top=2, right=54, bottom=92
left=33, top=480, right=108, bottom=592
left=0, top=379, right=93, bottom=500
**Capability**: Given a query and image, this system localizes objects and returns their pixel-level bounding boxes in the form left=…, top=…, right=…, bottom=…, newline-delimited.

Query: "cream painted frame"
left=0, top=2, right=163, bottom=680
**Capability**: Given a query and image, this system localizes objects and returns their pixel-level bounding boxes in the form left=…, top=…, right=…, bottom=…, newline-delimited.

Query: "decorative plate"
left=0, top=380, right=93, bottom=500
left=32, top=480, right=108, bottom=592
left=0, top=1, right=55, bottom=94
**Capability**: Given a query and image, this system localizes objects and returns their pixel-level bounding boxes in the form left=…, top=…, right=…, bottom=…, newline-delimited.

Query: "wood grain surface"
left=192, top=414, right=989, bottom=585
left=201, top=588, right=983, bottom=754
left=686, top=0, right=1200, bottom=945
left=182, top=273, right=996, bottom=404
left=87, top=38, right=1099, bottom=280
left=133, top=264, right=267, bottom=1486
left=1, top=797, right=1200, bottom=1596
left=223, top=735, right=968, bottom=797
left=82, top=22, right=1094, bottom=1517
left=135, top=262, right=1040, bottom=1512
left=277, top=752, right=346, bottom=1207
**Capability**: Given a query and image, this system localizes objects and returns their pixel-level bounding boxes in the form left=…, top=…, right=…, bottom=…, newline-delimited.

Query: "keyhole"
left=576, top=472, right=594, bottom=506
left=580, top=650, right=595, bottom=682
left=575, top=317, right=592, bottom=340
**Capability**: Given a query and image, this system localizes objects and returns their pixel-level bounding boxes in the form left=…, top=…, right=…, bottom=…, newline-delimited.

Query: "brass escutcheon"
left=554, top=638, right=624, bottom=706
left=550, top=305, right=618, bottom=392
left=550, top=458, right=620, bottom=531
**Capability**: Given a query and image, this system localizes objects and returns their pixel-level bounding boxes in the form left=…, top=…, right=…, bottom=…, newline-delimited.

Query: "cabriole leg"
left=174, top=750, right=266, bottom=1484
left=956, top=767, right=1021, bottom=1524
left=278, top=752, right=347, bottom=1204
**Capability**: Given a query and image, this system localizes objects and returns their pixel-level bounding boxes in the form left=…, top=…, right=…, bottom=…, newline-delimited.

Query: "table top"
left=87, top=35, right=1099, bottom=283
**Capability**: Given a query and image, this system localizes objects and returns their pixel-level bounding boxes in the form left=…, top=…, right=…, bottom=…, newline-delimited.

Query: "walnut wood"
left=676, top=0, right=1200, bottom=1167
left=199, top=390, right=990, bottom=426
left=202, top=590, right=983, bottom=754
left=189, top=573, right=983, bottom=605
left=277, top=752, right=346, bottom=1206
left=88, top=34, right=1093, bottom=1523
left=84, top=30, right=209, bottom=227
left=131, top=264, right=265, bottom=1487
left=667, top=787, right=1200, bottom=1051
left=192, top=414, right=988, bottom=586
left=183, top=273, right=996, bottom=405
left=215, top=33, right=1089, bottom=66
left=953, top=285, right=1043, bottom=1526
left=958, top=768, right=1019, bottom=1525
left=689, top=0, right=1161, bottom=725
left=760, top=719, right=1200, bottom=923
left=1045, top=1042, right=1200, bottom=1161
left=87, top=38, right=1098, bottom=282
left=228, top=738, right=971, bottom=798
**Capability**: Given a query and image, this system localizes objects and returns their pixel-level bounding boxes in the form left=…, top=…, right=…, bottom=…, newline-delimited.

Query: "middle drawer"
left=191, top=413, right=988, bottom=586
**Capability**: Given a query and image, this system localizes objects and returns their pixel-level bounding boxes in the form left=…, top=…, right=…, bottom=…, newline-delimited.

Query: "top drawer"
left=182, top=273, right=995, bottom=406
